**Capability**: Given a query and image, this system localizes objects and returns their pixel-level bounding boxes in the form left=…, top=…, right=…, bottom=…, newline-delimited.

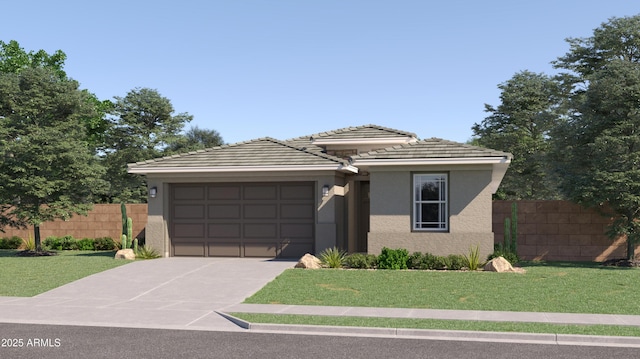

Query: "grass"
left=0, top=250, right=131, bottom=297
left=241, top=262, right=640, bottom=337
left=229, top=313, right=640, bottom=337
left=245, top=262, right=640, bottom=315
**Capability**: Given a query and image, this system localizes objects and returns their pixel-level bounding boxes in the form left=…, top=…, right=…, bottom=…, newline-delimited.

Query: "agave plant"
left=463, top=245, right=482, bottom=271
left=319, top=247, right=347, bottom=268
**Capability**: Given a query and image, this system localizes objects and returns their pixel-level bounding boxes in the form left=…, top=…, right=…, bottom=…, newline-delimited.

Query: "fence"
left=0, top=204, right=147, bottom=242
left=493, top=200, right=632, bottom=262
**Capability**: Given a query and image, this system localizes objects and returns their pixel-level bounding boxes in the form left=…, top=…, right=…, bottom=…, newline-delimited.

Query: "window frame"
left=412, top=173, right=449, bottom=232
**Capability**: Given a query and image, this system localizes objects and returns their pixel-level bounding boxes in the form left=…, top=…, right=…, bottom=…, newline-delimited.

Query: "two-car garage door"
left=170, top=182, right=315, bottom=258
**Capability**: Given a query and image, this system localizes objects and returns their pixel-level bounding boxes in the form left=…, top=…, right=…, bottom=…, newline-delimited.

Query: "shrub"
left=43, top=235, right=78, bottom=250
left=319, top=247, right=347, bottom=268
left=135, top=245, right=161, bottom=259
left=93, top=237, right=117, bottom=250
left=76, top=238, right=95, bottom=251
left=446, top=254, right=466, bottom=270
left=377, top=247, right=409, bottom=270
left=21, top=236, right=36, bottom=251
left=488, top=244, right=520, bottom=265
left=408, top=252, right=423, bottom=269
left=0, top=236, right=22, bottom=249
left=345, top=253, right=377, bottom=269
left=463, top=245, right=482, bottom=270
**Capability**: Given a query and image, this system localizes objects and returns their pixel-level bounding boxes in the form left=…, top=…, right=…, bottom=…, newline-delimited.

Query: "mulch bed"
left=601, top=258, right=640, bottom=267
left=15, top=250, right=58, bottom=257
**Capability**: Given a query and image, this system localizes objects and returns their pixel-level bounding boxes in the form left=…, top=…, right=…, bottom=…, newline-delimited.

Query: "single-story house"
left=128, top=125, right=511, bottom=259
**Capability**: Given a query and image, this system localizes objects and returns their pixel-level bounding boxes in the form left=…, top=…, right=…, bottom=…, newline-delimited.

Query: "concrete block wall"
left=493, top=200, right=634, bottom=262
left=0, top=204, right=147, bottom=243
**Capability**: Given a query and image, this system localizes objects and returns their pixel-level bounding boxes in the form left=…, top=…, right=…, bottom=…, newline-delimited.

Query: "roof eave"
left=128, top=164, right=358, bottom=175
left=351, top=156, right=511, bottom=166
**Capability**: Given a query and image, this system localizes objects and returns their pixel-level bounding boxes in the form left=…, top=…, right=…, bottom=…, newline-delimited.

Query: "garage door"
left=170, top=182, right=315, bottom=258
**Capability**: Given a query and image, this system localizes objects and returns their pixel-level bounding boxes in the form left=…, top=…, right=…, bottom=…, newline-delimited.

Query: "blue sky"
left=3, top=1, right=639, bottom=144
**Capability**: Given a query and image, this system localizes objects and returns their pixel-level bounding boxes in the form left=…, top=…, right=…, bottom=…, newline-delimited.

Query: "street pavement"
left=1, top=257, right=640, bottom=347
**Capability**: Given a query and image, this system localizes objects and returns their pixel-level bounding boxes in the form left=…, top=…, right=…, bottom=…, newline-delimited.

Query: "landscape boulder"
left=115, top=248, right=136, bottom=260
left=295, top=253, right=322, bottom=269
left=483, top=256, right=525, bottom=273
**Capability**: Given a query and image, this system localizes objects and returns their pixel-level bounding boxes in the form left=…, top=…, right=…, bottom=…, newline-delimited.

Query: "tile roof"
left=352, top=138, right=512, bottom=160
left=128, top=137, right=349, bottom=169
left=308, top=124, right=417, bottom=140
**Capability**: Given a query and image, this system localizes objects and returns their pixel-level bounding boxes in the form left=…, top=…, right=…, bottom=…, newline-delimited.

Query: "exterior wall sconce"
left=322, top=185, right=330, bottom=197
left=149, top=186, right=158, bottom=198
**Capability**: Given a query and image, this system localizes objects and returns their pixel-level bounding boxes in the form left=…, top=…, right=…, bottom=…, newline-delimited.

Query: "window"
left=413, top=174, right=448, bottom=231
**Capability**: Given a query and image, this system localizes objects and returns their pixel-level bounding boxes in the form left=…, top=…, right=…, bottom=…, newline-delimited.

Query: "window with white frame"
left=413, top=173, right=448, bottom=231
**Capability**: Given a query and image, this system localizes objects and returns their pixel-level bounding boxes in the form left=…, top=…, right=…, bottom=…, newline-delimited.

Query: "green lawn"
left=245, top=262, right=640, bottom=315
left=240, top=262, right=640, bottom=337
left=0, top=250, right=131, bottom=297
left=230, top=313, right=640, bottom=337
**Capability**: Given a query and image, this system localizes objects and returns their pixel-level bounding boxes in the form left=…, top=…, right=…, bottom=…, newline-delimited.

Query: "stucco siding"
left=368, top=167, right=494, bottom=257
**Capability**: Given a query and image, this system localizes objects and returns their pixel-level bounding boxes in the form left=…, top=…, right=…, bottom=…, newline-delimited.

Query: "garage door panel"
left=174, top=223, right=205, bottom=237
left=281, top=184, right=314, bottom=200
left=208, top=185, right=241, bottom=200
left=208, top=204, right=240, bottom=219
left=174, top=205, right=205, bottom=219
left=244, top=185, right=277, bottom=200
left=174, top=186, right=205, bottom=200
left=173, top=242, right=206, bottom=256
left=244, top=243, right=278, bottom=257
left=281, top=204, right=314, bottom=219
left=281, top=223, right=314, bottom=238
left=209, top=243, right=241, bottom=257
left=244, top=204, right=277, bottom=219
left=208, top=224, right=241, bottom=238
left=244, top=223, right=277, bottom=238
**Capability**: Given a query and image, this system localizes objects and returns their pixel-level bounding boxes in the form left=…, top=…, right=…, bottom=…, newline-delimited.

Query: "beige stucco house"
left=128, top=125, right=511, bottom=259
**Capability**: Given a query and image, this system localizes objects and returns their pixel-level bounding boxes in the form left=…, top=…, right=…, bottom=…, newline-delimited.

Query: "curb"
left=217, top=312, right=640, bottom=348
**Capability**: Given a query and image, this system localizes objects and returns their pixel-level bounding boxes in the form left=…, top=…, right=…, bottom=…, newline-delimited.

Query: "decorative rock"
left=294, top=253, right=322, bottom=269
left=483, top=256, right=525, bottom=273
left=115, top=248, right=136, bottom=260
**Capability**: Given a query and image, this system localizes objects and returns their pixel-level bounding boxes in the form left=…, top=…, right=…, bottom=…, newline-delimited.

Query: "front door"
left=356, top=181, right=370, bottom=252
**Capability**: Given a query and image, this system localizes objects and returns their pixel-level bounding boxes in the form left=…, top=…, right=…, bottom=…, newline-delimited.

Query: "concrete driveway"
left=0, top=257, right=294, bottom=331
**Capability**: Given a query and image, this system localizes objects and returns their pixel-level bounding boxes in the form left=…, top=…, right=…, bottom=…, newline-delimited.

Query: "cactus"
left=121, top=234, right=128, bottom=250
left=502, top=202, right=518, bottom=255
left=127, top=217, right=133, bottom=247
left=503, top=217, right=512, bottom=253
left=121, top=203, right=127, bottom=237
left=133, top=238, right=138, bottom=253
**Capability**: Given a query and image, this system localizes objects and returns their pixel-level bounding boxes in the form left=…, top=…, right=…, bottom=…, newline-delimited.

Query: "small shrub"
left=43, top=236, right=63, bottom=250
left=463, top=245, right=482, bottom=270
left=93, top=237, right=117, bottom=250
left=76, top=238, right=95, bottom=251
left=21, top=236, right=36, bottom=251
left=488, top=244, right=520, bottom=265
left=60, top=235, right=78, bottom=250
left=0, top=236, right=23, bottom=249
left=377, top=247, right=409, bottom=270
left=319, top=247, right=347, bottom=268
left=135, top=245, right=161, bottom=259
left=345, top=253, right=377, bottom=269
left=446, top=254, right=466, bottom=270
left=408, top=252, right=423, bottom=269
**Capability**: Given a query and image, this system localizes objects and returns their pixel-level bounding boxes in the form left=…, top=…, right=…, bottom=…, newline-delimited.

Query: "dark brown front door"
left=357, top=181, right=370, bottom=252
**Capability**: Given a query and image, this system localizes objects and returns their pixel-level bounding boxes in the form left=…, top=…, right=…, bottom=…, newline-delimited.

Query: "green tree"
left=102, top=88, right=193, bottom=203
left=553, top=15, right=640, bottom=260
left=472, top=71, right=564, bottom=199
left=167, top=125, right=224, bottom=154
left=0, top=67, right=107, bottom=251
left=0, top=40, right=67, bottom=78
